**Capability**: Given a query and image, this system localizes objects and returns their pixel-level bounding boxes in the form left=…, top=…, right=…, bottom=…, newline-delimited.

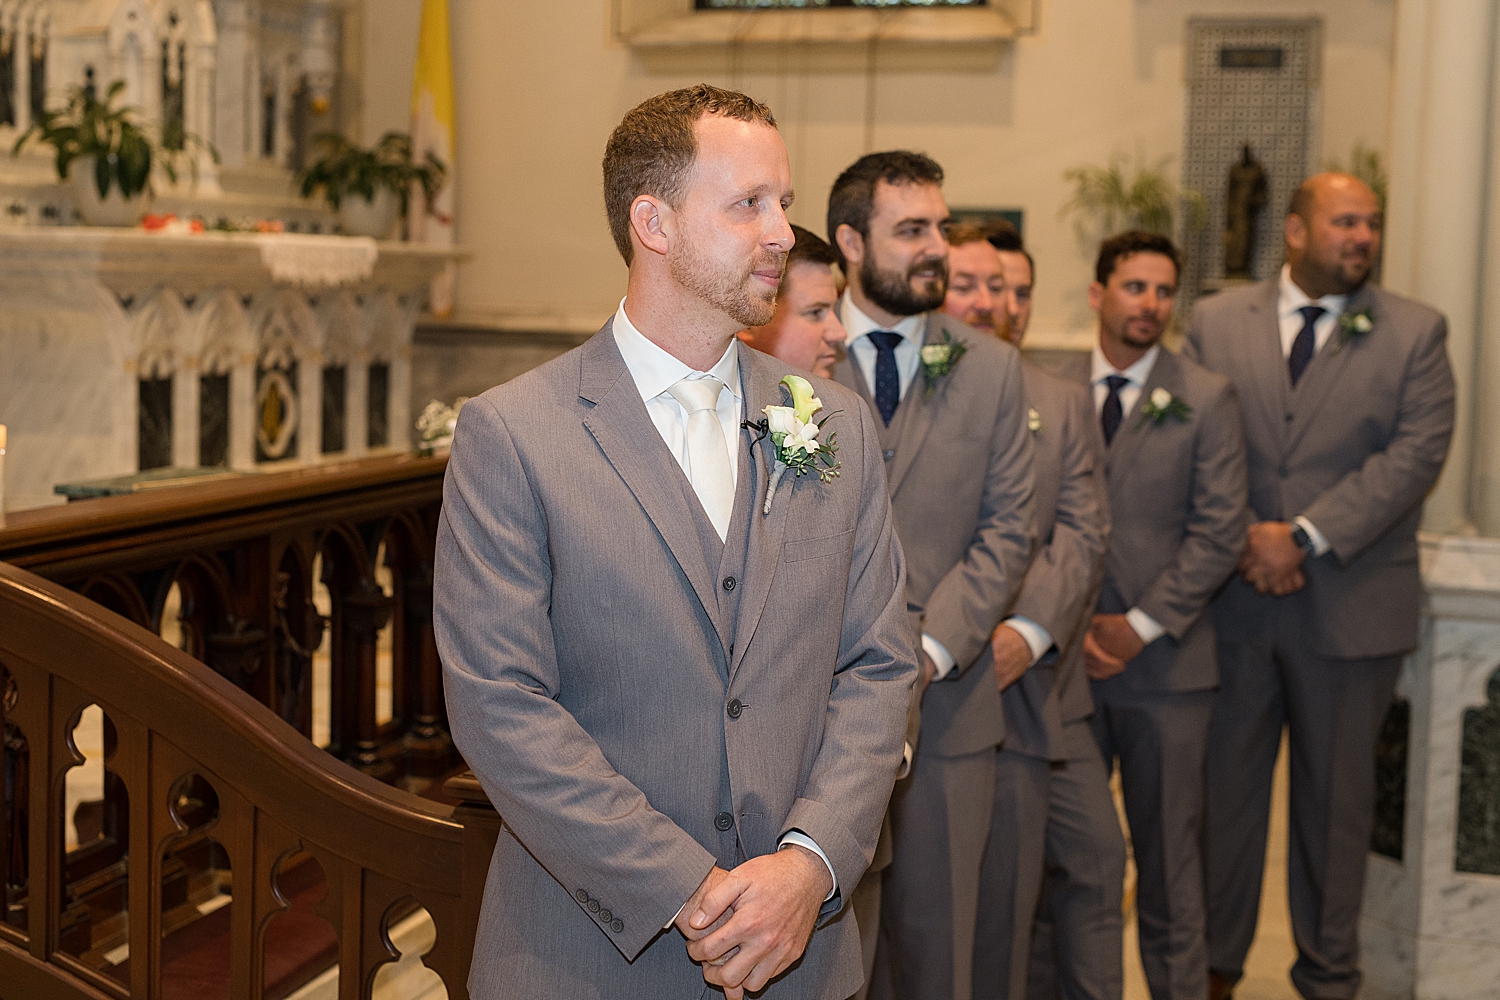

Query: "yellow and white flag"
left=410, top=0, right=456, bottom=317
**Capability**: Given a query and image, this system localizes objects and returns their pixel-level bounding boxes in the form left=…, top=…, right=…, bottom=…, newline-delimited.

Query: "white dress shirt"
left=841, top=291, right=926, bottom=403
left=614, top=299, right=837, bottom=907
left=1276, top=266, right=1343, bottom=557
left=613, top=299, right=742, bottom=494
left=839, top=292, right=961, bottom=679
left=1090, top=343, right=1167, bottom=646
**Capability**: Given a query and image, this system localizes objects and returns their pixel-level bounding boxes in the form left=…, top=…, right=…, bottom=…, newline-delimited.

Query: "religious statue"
left=1224, top=145, right=1269, bottom=279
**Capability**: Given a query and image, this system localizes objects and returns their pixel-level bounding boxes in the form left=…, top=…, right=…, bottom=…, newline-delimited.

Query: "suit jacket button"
left=612, top=919, right=624, bottom=933
left=722, top=576, right=736, bottom=592
left=1278, top=465, right=1289, bottom=477
left=575, top=888, right=589, bottom=903
left=587, top=899, right=600, bottom=913
left=715, top=811, right=734, bottom=831
left=1285, top=412, right=1294, bottom=422
left=600, top=909, right=612, bottom=923
left=727, top=699, right=743, bottom=719
left=883, top=449, right=895, bottom=461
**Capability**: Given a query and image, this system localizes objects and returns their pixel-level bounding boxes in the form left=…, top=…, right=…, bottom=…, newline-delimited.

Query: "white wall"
left=363, top=0, right=1395, bottom=342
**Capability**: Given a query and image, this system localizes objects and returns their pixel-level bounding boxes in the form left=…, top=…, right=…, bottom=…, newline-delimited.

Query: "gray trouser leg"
left=1092, top=689, right=1213, bottom=1000
left=973, top=749, right=1051, bottom=1000
left=851, top=866, right=883, bottom=1000
left=881, top=747, right=996, bottom=1000
left=1045, top=720, right=1126, bottom=1000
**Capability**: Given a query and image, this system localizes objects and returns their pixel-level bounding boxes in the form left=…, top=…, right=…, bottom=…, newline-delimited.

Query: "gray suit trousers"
left=1090, top=685, right=1213, bottom=1000
left=972, top=749, right=1052, bottom=1000
left=1206, top=618, right=1401, bottom=1000
left=1028, top=720, right=1127, bottom=1000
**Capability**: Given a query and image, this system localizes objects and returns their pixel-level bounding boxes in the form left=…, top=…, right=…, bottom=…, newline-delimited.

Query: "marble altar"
left=0, top=227, right=457, bottom=511
left=1361, top=532, right=1500, bottom=1000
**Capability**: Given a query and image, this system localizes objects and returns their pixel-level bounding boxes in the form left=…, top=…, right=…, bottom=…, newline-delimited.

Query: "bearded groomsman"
left=826, top=151, right=1037, bottom=1000
left=940, top=225, right=1116, bottom=1000
left=1184, top=173, right=1455, bottom=1000
left=1070, top=231, right=1249, bottom=1000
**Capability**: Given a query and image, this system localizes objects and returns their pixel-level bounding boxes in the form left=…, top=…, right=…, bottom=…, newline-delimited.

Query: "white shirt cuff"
left=1003, top=616, right=1053, bottom=665
left=1293, top=515, right=1332, bottom=557
left=779, top=831, right=838, bottom=901
left=1125, top=608, right=1166, bottom=645
left=922, top=633, right=957, bottom=680
left=896, top=740, right=914, bottom=780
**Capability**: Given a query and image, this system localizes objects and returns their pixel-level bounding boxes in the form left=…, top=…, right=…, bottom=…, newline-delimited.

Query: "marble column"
left=1384, top=0, right=1499, bottom=534
left=1474, top=7, right=1500, bottom=536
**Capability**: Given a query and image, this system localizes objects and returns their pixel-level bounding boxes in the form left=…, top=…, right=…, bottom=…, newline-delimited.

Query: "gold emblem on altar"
left=256, top=370, right=299, bottom=460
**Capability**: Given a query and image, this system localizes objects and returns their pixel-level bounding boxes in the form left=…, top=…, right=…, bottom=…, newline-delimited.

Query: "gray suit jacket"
left=1066, top=348, right=1249, bottom=694
left=435, top=325, right=918, bottom=1000
left=1183, top=279, right=1455, bottom=659
left=1002, top=362, right=1110, bottom=760
left=834, top=312, right=1037, bottom=758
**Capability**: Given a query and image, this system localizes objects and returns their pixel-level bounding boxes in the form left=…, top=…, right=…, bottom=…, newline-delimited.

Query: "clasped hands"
left=1083, top=614, right=1144, bottom=681
left=1238, top=521, right=1307, bottom=596
left=676, top=844, right=833, bottom=999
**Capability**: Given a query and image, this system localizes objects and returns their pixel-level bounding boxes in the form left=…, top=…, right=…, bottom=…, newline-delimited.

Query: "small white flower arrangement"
left=1028, top=408, right=1043, bottom=433
left=1138, top=386, right=1192, bottom=427
left=415, top=397, right=468, bottom=455
left=1337, top=307, right=1375, bottom=349
left=919, top=331, right=969, bottom=397
left=746, top=375, right=841, bottom=514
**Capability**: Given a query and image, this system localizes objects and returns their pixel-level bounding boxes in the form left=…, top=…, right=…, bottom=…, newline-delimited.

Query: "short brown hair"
left=603, top=84, right=777, bottom=264
left=826, top=151, right=944, bottom=267
left=945, top=220, right=995, bottom=248
left=787, top=224, right=839, bottom=273
left=1095, top=230, right=1180, bottom=285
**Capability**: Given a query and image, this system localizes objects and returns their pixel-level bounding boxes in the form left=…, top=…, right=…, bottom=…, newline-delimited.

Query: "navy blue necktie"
left=1288, top=305, right=1324, bottom=387
left=869, top=331, right=903, bottom=426
left=1101, top=375, right=1129, bottom=446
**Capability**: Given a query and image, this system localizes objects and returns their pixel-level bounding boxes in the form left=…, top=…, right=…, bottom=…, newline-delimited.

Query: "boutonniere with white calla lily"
left=743, top=375, right=842, bottom=514
left=1028, top=408, right=1043, bottom=433
left=1137, top=386, right=1193, bottom=427
left=1336, top=307, right=1375, bottom=349
left=920, top=331, right=968, bottom=397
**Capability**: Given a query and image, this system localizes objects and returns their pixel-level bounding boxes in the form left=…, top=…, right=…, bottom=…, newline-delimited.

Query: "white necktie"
left=667, top=376, right=735, bottom=541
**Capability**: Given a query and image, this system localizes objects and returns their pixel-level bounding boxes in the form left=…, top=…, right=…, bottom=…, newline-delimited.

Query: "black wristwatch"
left=1290, top=523, right=1316, bottom=559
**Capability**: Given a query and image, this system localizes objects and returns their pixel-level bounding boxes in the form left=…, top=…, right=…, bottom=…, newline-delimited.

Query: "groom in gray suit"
left=1184, top=173, right=1455, bottom=1000
left=435, top=85, right=917, bottom=1000
left=825, top=153, right=1038, bottom=1000
left=942, top=224, right=1115, bottom=1000
left=1070, top=232, right=1249, bottom=1000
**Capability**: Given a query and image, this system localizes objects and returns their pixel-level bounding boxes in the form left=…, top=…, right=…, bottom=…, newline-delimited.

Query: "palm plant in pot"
left=296, top=132, right=447, bottom=239
left=12, top=81, right=215, bottom=227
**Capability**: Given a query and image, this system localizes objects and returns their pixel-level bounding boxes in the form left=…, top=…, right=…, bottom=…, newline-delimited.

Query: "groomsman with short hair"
left=827, top=150, right=1038, bottom=1000
left=939, top=228, right=1116, bottom=1000
left=1070, top=231, right=1249, bottom=1000
left=1184, top=173, right=1455, bottom=1000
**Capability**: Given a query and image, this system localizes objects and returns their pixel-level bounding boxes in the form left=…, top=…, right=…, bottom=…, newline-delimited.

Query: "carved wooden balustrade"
left=0, top=558, right=503, bottom=999
left=0, top=455, right=459, bottom=788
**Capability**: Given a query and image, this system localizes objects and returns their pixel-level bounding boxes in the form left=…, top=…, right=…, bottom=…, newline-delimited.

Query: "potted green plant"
left=296, top=132, right=447, bottom=239
left=1061, top=153, right=1207, bottom=243
left=11, top=80, right=216, bottom=227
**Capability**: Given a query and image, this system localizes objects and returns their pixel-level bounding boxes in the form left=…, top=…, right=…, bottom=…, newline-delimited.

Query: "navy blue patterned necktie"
left=1288, top=305, right=1325, bottom=386
left=869, top=331, right=904, bottom=426
left=1101, top=375, right=1129, bottom=445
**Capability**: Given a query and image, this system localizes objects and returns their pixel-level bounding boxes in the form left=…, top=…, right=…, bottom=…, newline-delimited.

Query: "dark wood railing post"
left=341, top=582, right=394, bottom=780
left=403, top=569, right=453, bottom=767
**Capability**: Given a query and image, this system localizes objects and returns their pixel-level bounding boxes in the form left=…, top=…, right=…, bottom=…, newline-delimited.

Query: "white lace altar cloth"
left=255, top=233, right=379, bottom=288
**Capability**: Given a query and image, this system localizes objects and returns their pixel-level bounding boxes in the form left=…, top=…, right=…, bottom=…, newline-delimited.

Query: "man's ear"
left=835, top=224, right=864, bottom=270
left=630, top=194, right=671, bottom=258
left=1285, top=213, right=1307, bottom=256
left=1087, top=280, right=1104, bottom=314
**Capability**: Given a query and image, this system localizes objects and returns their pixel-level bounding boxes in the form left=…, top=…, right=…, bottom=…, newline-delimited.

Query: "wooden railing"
left=0, top=455, right=458, bottom=786
left=0, top=558, right=502, bottom=999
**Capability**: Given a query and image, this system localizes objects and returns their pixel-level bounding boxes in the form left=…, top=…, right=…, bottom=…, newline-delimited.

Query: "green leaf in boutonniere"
left=743, top=374, right=842, bottom=515
left=1335, top=307, right=1375, bottom=351
left=920, top=330, right=968, bottom=397
left=1136, top=386, right=1193, bottom=427
left=1028, top=407, right=1043, bottom=434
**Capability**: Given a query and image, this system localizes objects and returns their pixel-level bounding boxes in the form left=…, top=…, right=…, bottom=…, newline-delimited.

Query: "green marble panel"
left=1457, top=667, right=1500, bottom=875
left=1372, top=698, right=1409, bottom=861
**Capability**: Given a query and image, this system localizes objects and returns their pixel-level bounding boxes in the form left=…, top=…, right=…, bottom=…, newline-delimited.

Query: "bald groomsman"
left=940, top=225, right=1115, bottom=1000
left=738, top=225, right=847, bottom=378
left=1185, top=174, right=1454, bottom=1000
left=1070, top=231, right=1249, bottom=1000
left=827, top=151, right=1037, bottom=1000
